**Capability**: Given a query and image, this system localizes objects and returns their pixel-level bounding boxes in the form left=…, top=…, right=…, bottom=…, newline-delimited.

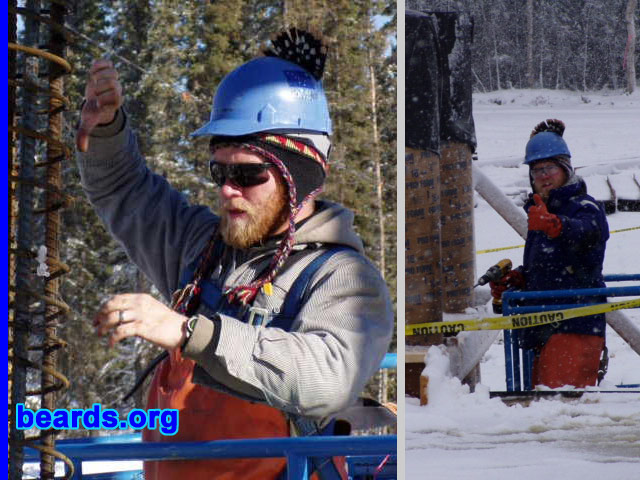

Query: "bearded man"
left=77, top=29, right=394, bottom=480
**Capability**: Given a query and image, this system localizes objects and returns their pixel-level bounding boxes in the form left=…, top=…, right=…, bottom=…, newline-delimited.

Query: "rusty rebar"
left=8, top=1, right=74, bottom=478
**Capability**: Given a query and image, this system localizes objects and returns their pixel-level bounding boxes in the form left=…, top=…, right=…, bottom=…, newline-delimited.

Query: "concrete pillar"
left=439, top=142, right=475, bottom=313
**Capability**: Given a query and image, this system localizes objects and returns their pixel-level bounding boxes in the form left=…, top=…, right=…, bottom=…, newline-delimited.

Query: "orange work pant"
left=143, top=351, right=289, bottom=480
left=532, top=333, right=605, bottom=388
left=143, top=350, right=348, bottom=480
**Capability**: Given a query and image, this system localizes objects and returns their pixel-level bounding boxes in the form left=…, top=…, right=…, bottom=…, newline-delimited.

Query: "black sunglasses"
left=209, top=161, right=273, bottom=188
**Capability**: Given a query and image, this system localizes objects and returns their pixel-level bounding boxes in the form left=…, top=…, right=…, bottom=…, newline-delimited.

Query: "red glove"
left=528, top=194, right=562, bottom=238
left=489, top=270, right=525, bottom=300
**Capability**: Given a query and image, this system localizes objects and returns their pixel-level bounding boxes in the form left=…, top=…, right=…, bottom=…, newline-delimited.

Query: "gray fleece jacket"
left=77, top=110, right=394, bottom=422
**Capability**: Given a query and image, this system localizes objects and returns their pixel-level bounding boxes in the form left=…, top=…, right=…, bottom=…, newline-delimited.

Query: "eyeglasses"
left=209, top=160, right=273, bottom=188
left=530, top=164, right=561, bottom=178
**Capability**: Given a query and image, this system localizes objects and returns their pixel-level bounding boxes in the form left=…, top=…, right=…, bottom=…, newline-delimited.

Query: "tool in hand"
left=475, top=259, right=514, bottom=313
left=474, top=259, right=512, bottom=287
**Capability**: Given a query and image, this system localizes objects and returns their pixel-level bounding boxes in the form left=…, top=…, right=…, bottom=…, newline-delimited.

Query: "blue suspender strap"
left=178, top=237, right=225, bottom=290
left=309, top=419, right=347, bottom=480
left=276, top=421, right=347, bottom=480
left=269, top=245, right=351, bottom=332
left=274, top=246, right=352, bottom=480
left=122, top=236, right=224, bottom=403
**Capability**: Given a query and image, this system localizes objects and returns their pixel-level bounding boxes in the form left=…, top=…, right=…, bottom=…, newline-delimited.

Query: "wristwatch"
left=182, top=315, right=199, bottom=350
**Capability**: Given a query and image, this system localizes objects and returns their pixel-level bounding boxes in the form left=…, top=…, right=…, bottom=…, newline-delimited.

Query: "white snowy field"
left=406, top=89, right=640, bottom=480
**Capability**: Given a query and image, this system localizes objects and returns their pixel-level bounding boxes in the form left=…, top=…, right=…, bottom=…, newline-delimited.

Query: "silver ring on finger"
left=118, top=309, right=126, bottom=327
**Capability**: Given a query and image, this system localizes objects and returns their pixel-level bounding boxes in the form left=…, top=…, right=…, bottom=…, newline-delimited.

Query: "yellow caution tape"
left=476, top=226, right=639, bottom=255
left=476, top=244, right=525, bottom=254
left=610, top=226, right=640, bottom=234
left=405, top=298, right=640, bottom=336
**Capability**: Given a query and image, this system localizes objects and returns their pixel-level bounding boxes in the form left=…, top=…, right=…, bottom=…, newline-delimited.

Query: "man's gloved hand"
left=489, top=270, right=525, bottom=300
left=528, top=194, right=563, bottom=238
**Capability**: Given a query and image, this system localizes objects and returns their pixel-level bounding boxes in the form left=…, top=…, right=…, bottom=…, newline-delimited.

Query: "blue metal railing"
left=23, top=354, right=397, bottom=479
left=602, top=274, right=640, bottom=282
left=380, top=352, right=397, bottom=370
left=502, top=276, right=640, bottom=391
left=25, top=435, right=397, bottom=480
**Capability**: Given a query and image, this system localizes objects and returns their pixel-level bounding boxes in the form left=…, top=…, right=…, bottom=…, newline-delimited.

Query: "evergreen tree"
left=57, top=0, right=151, bottom=425
left=410, top=0, right=639, bottom=92
left=363, top=0, right=398, bottom=409
left=280, top=0, right=398, bottom=407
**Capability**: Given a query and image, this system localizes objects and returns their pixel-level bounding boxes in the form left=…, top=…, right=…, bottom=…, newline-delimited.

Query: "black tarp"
left=406, top=9, right=477, bottom=153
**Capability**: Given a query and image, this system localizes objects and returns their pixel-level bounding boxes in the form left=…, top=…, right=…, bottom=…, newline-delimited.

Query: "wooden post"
left=420, top=375, right=429, bottom=406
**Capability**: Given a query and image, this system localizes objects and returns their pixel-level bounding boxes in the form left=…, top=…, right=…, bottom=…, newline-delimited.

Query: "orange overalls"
left=143, top=350, right=289, bottom=480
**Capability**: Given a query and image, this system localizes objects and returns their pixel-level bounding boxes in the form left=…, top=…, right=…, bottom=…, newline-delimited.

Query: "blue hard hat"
left=524, top=131, right=571, bottom=165
left=191, top=57, right=332, bottom=138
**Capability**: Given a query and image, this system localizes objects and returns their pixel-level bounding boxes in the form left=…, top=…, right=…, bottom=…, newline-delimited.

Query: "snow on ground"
left=407, top=349, right=640, bottom=480
left=23, top=460, right=142, bottom=479
left=407, top=89, right=640, bottom=480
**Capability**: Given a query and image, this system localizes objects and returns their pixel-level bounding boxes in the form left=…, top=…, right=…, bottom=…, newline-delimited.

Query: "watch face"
left=187, top=316, right=198, bottom=334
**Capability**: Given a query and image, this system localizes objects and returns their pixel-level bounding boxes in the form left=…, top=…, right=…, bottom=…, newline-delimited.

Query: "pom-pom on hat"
left=524, top=119, right=572, bottom=168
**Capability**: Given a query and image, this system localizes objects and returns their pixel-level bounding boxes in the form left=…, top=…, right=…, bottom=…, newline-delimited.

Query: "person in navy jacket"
left=491, top=119, right=610, bottom=388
